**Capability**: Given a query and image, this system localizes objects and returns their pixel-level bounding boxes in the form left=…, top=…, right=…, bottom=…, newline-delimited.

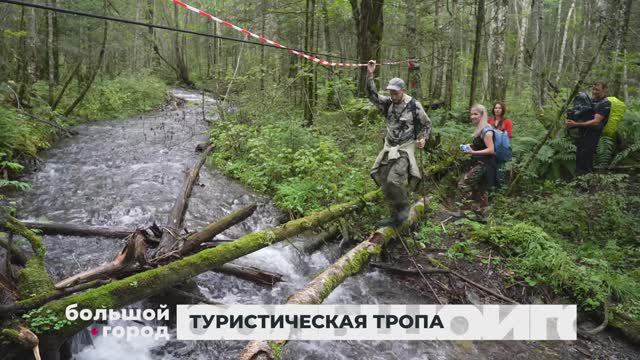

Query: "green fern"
left=611, top=142, right=640, bottom=166
left=0, top=179, right=30, bottom=191
left=595, top=136, right=616, bottom=167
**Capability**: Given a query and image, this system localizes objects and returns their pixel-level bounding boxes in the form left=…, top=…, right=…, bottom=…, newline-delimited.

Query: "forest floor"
left=374, top=204, right=640, bottom=359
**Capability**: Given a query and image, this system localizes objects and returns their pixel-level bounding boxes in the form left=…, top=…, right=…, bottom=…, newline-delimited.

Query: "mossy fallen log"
left=178, top=204, right=257, bottom=256
left=27, top=190, right=380, bottom=342
left=4, top=216, right=55, bottom=300
left=239, top=198, right=427, bottom=360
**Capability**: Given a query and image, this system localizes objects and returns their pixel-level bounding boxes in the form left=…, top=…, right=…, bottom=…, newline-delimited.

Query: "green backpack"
left=602, top=96, right=626, bottom=138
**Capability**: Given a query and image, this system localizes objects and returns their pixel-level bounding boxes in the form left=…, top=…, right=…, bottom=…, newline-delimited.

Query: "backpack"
left=481, top=126, right=512, bottom=163
left=567, top=92, right=594, bottom=122
left=602, top=96, right=626, bottom=138
left=382, top=98, right=422, bottom=140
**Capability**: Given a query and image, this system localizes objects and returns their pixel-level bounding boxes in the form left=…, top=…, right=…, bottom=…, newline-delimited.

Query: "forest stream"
left=7, top=89, right=633, bottom=360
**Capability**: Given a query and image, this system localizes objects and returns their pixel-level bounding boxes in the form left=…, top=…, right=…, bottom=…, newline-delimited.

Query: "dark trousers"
left=576, top=129, right=602, bottom=176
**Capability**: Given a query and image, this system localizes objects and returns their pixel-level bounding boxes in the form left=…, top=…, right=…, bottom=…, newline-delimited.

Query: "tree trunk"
left=531, top=0, right=545, bottom=113
left=47, top=1, right=55, bottom=106
left=51, top=59, right=83, bottom=112
left=303, top=0, right=316, bottom=126
left=610, top=0, right=632, bottom=97
left=549, top=0, right=564, bottom=67
left=356, top=0, right=384, bottom=96
left=443, top=0, right=459, bottom=111
left=429, top=0, right=441, bottom=101
left=239, top=198, right=428, bottom=360
left=554, top=0, right=576, bottom=84
left=469, top=0, right=485, bottom=108
left=26, top=190, right=380, bottom=344
left=405, top=0, right=421, bottom=99
left=156, top=144, right=214, bottom=253
left=260, top=0, right=267, bottom=91
left=173, top=3, right=191, bottom=85
left=489, top=0, right=507, bottom=102
left=13, top=221, right=132, bottom=239
left=63, top=14, right=108, bottom=117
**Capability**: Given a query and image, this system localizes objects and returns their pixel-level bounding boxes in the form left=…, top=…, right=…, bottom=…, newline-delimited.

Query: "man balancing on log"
left=365, top=60, right=432, bottom=227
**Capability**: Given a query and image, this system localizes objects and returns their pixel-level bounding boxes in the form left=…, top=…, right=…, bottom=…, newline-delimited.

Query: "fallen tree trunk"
left=55, top=204, right=257, bottom=290
left=298, top=225, right=341, bottom=255
left=239, top=197, right=426, bottom=360
left=215, top=263, right=283, bottom=286
left=178, top=204, right=257, bottom=256
left=1, top=326, right=41, bottom=360
left=156, top=144, right=215, bottom=253
left=54, top=231, right=147, bottom=289
left=0, top=280, right=110, bottom=316
left=14, top=221, right=133, bottom=239
left=29, top=190, right=380, bottom=343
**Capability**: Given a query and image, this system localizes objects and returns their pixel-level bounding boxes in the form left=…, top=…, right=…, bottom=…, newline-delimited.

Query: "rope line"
left=0, top=0, right=357, bottom=62
left=172, top=0, right=416, bottom=67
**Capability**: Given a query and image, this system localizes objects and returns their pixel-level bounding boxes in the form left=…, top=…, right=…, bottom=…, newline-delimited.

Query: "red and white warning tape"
left=172, top=0, right=414, bottom=67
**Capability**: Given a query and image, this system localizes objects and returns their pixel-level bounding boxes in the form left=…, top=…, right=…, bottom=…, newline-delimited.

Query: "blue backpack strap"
left=480, top=126, right=494, bottom=139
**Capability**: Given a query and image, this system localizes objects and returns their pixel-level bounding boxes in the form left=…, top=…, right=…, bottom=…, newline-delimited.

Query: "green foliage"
left=0, top=106, right=52, bottom=160
left=492, top=174, right=639, bottom=244
left=595, top=136, right=616, bottom=167
left=473, top=223, right=640, bottom=312
left=70, top=72, right=168, bottom=120
left=209, top=103, right=375, bottom=215
left=22, top=308, right=72, bottom=332
left=481, top=175, right=640, bottom=315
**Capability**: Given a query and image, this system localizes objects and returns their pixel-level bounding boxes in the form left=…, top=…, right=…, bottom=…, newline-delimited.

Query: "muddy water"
left=10, top=89, right=601, bottom=359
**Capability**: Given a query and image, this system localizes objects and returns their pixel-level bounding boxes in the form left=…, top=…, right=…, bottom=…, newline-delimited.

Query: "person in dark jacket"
left=566, top=80, right=611, bottom=176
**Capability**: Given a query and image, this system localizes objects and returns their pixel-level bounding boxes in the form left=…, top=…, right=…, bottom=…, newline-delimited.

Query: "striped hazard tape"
left=172, top=0, right=415, bottom=68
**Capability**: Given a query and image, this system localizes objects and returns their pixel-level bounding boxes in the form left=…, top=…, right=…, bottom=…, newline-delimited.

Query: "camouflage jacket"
left=366, top=77, right=432, bottom=146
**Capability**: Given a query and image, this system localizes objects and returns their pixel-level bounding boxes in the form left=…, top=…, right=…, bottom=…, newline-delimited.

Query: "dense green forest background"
left=0, top=0, right=639, bottom=348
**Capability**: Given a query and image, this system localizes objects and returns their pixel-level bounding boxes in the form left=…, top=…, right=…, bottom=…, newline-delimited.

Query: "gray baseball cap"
left=386, top=78, right=406, bottom=91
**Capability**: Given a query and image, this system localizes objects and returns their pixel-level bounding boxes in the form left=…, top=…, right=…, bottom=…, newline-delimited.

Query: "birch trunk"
left=489, top=0, right=507, bottom=102
left=239, top=199, right=429, bottom=360
left=555, top=0, right=576, bottom=84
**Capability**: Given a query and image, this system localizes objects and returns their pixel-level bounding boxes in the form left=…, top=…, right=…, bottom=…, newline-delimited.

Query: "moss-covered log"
left=0, top=280, right=110, bottom=316
left=29, top=190, right=380, bottom=342
left=239, top=198, right=427, bottom=360
left=178, top=204, right=257, bottom=256
left=4, top=216, right=55, bottom=300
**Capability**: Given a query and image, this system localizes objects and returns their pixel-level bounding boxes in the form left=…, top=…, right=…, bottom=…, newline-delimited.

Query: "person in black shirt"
left=457, top=104, right=497, bottom=217
left=566, top=81, right=611, bottom=176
